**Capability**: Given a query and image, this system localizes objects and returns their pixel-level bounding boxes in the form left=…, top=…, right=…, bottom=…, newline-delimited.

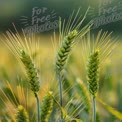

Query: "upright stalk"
left=20, top=50, right=40, bottom=121
left=57, top=73, right=63, bottom=122
left=35, top=93, right=40, bottom=122
left=92, top=96, right=96, bottom=122
left=55, top=30, right=78, bottom=121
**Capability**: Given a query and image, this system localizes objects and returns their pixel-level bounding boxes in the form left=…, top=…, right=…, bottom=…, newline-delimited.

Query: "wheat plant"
left=80, top=31, right=116, bottom=122
left=55, top=8, right=92, bottom=121
left=3, top=30, right=42, bottom=122
left=0, top=7, right=122, bottom=122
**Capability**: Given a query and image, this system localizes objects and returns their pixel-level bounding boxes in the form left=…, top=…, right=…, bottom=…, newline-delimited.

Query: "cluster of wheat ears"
left=1, top=8, right=122, bottom=122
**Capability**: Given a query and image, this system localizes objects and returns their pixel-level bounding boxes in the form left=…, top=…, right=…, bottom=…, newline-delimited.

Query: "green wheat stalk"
left=4, top=30, right=41, bottom=122
left=82, top=31, right=116, bottom=122
left=20, top=49, right=40, bottom=122
left=55, top=8, right=92, bottom=121
left=56, top=30, right=78, bottom=112
left=87, top=49, right=99, bottom=122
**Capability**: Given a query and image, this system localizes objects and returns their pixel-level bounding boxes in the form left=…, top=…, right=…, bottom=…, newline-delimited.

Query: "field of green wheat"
left=0, top=10, right=122, bottom=122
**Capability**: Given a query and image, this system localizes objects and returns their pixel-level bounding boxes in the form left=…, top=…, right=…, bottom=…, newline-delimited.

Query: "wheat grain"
left=87, top=49, right=99, bottom=97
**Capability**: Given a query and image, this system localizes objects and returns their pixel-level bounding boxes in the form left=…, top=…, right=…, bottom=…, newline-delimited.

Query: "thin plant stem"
left=92, top=96, right=96, bottom=122
left=35, top=93, right=40, bottom=122
left=57, top=73, right=63, bottom=122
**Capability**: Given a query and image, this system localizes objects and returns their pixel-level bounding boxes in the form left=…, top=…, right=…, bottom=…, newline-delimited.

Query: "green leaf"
left=98, top=98, right=122, bottom=120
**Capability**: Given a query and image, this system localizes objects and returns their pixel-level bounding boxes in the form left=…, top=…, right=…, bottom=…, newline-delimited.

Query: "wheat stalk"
left=82, top=31, right=116, bottom=122
left=3, top=29, right=41, bottom=122
left=20, top=49, right=41, bottom=122
left=55, top=8, right=92, bottom=121
left=20, top=49, right=40, bottom=94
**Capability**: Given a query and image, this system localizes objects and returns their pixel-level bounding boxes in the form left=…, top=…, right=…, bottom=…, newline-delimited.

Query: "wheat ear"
left=20, top=49, right=40, bottom=122
left=54, top=7, right=92, bottom=121
left=87, top=49, right=99, bottom=97
left=15, top=105, right=29, bottom=122
left=56, top=30, right=77, bottom=121
left=20, top=49, right=40, bottom=94
left=40, top=91, right=53, bottom=122
left=87, top=49, right=99, bottom=122
left=56, top=30, right=78, bottom=74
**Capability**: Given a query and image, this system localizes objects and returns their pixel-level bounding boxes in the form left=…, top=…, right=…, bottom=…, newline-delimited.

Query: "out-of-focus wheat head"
left=15, top=105, right=29, bottom=122
left=40, top=91, right=54, bottom=122
left=0, top=80, right=37, bottom=121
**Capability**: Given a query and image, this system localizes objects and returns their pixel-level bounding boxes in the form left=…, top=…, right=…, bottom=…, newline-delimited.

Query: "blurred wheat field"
left=0, top=0, right=122, bottom=121
left=0, top=34, right=122, bottom=122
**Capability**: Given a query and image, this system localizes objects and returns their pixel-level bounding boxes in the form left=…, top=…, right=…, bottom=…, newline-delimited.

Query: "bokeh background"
left=0, top=0, right=122, bottom=122
left=0, top=0, right=122, bottom=35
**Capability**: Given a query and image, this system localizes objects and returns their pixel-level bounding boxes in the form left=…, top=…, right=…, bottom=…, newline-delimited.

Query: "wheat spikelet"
left=40, top=91, right=53, bottom=122
left=87, top=49, right=99, bottom=97
left=54, top=8, right=92, bottom=75
left=20, top=50, right=40, bottom=94
left=15, top=105, right=29, bottom=122
left=56, top=30, right=78, bottom=74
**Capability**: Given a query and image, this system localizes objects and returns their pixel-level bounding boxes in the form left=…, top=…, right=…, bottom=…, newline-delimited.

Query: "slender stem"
left=35, top=93, right=40, bottom=122
left=52, top=95, right=64, bottom=120
left=58, top=74, right=63, bottom=106
left=57, top=73, right=63, bottom=122
left=92, top=96, right=96, bottom=122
